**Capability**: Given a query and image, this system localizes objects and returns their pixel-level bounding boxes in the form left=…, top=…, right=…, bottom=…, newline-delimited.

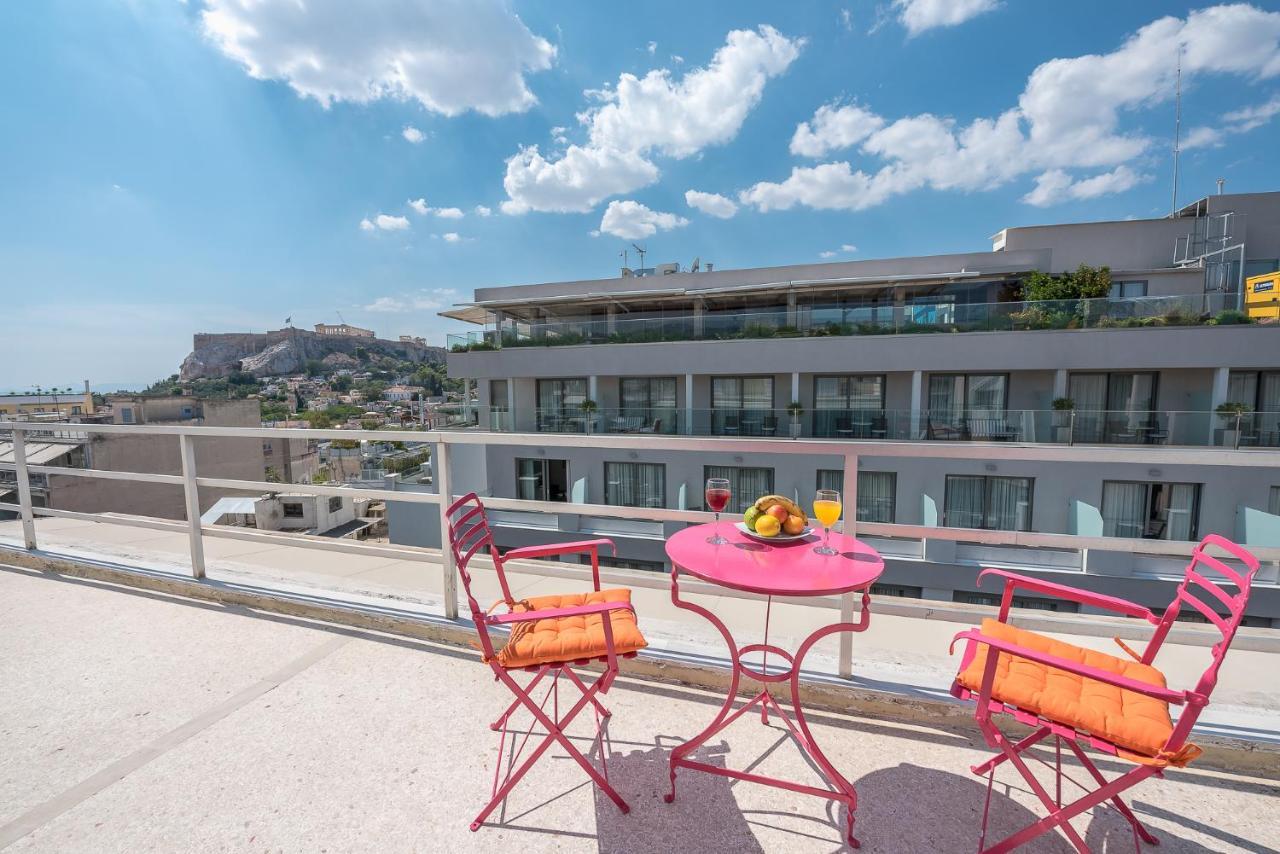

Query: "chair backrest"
left=445, top=492, right=514, bottom=660
left=1144, top=535, right=1260, bottom=746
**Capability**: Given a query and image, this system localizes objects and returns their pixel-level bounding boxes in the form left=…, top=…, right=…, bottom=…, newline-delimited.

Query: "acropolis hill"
left=179, top=328, right=445, bottom=380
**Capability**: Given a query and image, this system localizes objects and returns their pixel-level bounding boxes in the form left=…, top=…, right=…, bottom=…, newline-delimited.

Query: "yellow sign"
left=1245, top=272, right=1280, bottom=320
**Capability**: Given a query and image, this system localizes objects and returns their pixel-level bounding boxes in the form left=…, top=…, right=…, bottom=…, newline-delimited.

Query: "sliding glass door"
left=604, top=462, right=666, bottom=508
left=943, top=475, right=1033, bottom=531
left=619, top=377, right=677, bottom=433
left=536, top=378, right=587, bottom=432
left=1101, top=480, right=1200, bottom=540
left=927, top=374, right=1007, bottom=436
left=711, top=377, right=775, bottom=436
left=813, top=375, right=885, bottom=437
left=1069, top=372, right=1157, bottom=442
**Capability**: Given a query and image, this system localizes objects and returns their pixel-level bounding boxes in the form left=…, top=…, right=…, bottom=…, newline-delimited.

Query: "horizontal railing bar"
left=1, top=504, right=198, bottom=536
left=0, top=464, right=187, bottom=485
left=192, top=476, right=442, bottom=505
left=4, top=421, right=1279, bottom=467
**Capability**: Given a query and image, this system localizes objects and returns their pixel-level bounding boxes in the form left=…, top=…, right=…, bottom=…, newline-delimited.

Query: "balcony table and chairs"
left=446, top=490, right=1262, bottom=852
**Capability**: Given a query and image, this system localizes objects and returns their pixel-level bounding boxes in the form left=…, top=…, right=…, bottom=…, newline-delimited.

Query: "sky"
left=3, top=0, right=1279, bottom=391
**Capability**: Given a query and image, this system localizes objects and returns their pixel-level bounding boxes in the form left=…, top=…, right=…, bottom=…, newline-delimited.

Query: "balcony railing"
left=3, top=419, right=1279, bottom=682
left=456, top=405, right=1279, bottom=448
left=448, top=293, right=1252, bottom=351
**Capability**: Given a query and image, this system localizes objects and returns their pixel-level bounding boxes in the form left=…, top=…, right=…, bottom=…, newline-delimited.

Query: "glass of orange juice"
left=813, top=489, right=842, bottom=555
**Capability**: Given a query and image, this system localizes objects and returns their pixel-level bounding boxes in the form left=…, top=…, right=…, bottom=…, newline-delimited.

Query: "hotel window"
left=490, top=379, right=509, bottom=409
left=1101, top=481, right=1201, bottom=541
left=711, top=377, right=775, bottom=436
left=328, top=496, right=342, bottom=513
left=1270, top=486, right=1280, bottom=517
left=1068, top=372, right=1158, bottom=442
left=515, top=458, right=568, bottom=502
left=1227, top=371, right=1280, bottom=443
left=536, top=378, right=587, bottom=430
left=816, top=469, right=896, bottom=523
left=120, top=407, right=134, bottom=424
left=813, top=376, right=884, bottom=437
left=944, top=475, right=1033, bottom=531
left=283, top=502, right=305, bottom=518
left=927, top=374, right=1007, bottom=425
left=620, top=377, right=677, bottom=430
left=604, top=462, right=665, bottom=508
left=1108, top=281, right=1148, bottom=299
left=704, top=465, right=774, bottom=514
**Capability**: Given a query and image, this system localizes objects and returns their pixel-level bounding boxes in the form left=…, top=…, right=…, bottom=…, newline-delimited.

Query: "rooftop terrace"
left=2, top=515, right=1279, bottom=852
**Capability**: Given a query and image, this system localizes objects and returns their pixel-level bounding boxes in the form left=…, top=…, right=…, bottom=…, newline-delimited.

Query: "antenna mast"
left=1170, top=47, right=1183, bottom=216
left=631, top=243, right=647, bottom=270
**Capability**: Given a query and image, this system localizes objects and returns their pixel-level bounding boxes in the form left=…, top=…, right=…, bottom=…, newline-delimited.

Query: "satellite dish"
left=691, top=256, right=700, bottom=273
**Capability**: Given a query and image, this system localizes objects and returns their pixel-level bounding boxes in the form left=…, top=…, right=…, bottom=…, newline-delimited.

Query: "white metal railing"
left=3, top=420, right=1279, bottom=676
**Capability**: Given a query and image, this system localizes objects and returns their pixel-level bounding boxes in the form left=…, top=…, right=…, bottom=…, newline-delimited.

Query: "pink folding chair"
left=445, top=492, right=649, bottom=832
left=949, top=534, right=1260, bottom=853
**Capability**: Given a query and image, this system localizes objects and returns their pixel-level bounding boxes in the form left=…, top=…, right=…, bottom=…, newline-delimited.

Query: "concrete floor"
left=2, top=564, right=1279, bottom=853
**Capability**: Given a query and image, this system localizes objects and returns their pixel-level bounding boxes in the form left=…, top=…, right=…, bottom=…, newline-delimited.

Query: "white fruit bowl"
left=735, top=521, right=814, bottom=543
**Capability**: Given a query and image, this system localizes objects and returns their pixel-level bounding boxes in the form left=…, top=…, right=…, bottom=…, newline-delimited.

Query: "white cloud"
left=364, top=288, right=459, bottom=312
left=408, top=199, right=464, bottom=218
left=790, top=103, right=885, bottom=157
left=744, top=5, right=1280, bottom=212
left=1022, top=165, right=1148, bottom=207
left=1183, top=92, right=1280, bottom=149
left=474, top=205, right=492, bottom=217
left=441, top=232, right=462, bottom=243
left=598, top=200, right=689, bottom=240
left=671, top=54, right=684, bottom=64
left=361, top=214, right=410, bottom=231
left=818, top=243, right=858, bottom=259
left=894, top=0, right=1000, bottom=36
left=402, top=125, right=426, bottom=143
left=503, top=26, right=803, bottom=213
left=840, top=9, right=854, bottom=32
left=841, top=244, right=858, bottom=252
left=685, top=189, right=738, bottom=218
left=647, top=41, right=657, bottom=55
left=819, top=250, right=837, bottom=259
left=200, top=0, right=555, bottom=117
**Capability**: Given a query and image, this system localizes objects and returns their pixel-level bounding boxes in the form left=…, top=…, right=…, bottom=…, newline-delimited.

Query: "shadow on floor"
left=593, top=740, right=764, bottom=854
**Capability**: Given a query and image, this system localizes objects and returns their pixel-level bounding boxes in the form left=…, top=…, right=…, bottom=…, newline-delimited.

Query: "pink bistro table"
left=663, top=522, right=884, bottom=848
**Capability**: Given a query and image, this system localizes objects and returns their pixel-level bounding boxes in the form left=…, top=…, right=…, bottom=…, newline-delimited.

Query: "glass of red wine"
left=705, top=477, right=731, bottom=544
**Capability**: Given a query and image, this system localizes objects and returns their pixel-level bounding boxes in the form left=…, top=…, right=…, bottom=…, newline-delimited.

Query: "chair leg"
left=490, top=665, right=551, bottom=731
left=471, top=664, right=629, bottom=832
left=562, top=665, right=611, bottom=718
left=976, top=719, right=1162, bottom=854
left=1065, top=740, right=1160, bottom=847
left=971, top=725, right=1051, bottom=776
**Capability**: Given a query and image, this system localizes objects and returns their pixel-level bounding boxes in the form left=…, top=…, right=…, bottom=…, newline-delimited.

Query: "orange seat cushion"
left=957, top=619, right=1175, bottom=759
left=496, top=588, right=647, bottom=669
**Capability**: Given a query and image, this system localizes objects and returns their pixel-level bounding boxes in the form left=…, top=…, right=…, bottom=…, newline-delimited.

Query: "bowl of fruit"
left=737, top=495, right=813, bottom=542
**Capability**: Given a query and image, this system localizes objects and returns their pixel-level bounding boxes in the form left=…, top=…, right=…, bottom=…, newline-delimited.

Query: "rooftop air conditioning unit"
left=656, top=262, right=679, bottom=275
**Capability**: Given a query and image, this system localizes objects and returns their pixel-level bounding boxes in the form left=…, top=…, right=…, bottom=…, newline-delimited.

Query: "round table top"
left=665, top=523, right=884, bottom=597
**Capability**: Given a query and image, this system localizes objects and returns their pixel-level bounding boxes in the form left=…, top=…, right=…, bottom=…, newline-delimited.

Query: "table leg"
left=664, top=566, right=742, bottom=804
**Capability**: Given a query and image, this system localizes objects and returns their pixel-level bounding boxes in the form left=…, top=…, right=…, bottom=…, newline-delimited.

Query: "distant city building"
left=382, top=385, right=423, bottom=402
left=0, top=382, right=94, bottom=420
left=200, top=489, right=373, bottom=538
left=0, top=396, right=265, bottom=521
left=314, top=322, right=375, bottom=338
left=399, top=335, right=427, bottom=345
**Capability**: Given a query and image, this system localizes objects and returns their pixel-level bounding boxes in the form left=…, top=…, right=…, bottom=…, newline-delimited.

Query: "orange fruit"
left=782, top=514, right=806, bottom=535
left=754, top=515, right=781, bottom=537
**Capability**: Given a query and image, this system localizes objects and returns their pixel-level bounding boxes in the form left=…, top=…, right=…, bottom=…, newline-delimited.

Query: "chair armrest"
left=502, top=538, right=616, bottom=562
left=949, top=630, right=1186, bottom=705
left=977, top=568, right=1158, bottom=623
left=487, top=600, right=635, bottom=625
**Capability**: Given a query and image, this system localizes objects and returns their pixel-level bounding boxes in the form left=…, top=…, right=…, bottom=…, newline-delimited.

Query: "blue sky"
left=3, top=0, right=1279, bottom=390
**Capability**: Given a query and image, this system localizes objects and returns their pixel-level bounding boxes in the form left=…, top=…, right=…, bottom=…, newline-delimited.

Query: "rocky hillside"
left=179, top=329, right=446, bottom=380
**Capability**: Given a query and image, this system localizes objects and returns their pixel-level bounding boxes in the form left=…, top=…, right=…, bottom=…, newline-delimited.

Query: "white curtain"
left=944, top=476, right=986, bottom=528
left=1165, top=484, right=1199, bottom=541
left=1102, top=481, right=1147, bottom=538
left=987, top=477, right=1033, bottom=531
left=605, top=462, right=665, bottom=508
left=707, top=465, right=774, bottom=514
left=816, top=470, right=895, bottom=523
left=1069, top=374, right=1107, bottom=442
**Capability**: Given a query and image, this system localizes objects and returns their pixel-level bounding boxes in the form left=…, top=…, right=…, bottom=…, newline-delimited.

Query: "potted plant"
left=1051, top=397, right=1074, bottom=443
left=579, top=398, right=598, bottom=434
left=786, top=400, right=804, bottom=437
left=1216, top=401, right=1251, bottom=448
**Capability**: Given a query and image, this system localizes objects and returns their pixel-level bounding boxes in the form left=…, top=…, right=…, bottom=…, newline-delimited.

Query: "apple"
left=766, top=505, right=789, bottom=523
left=783, top=514, right=806, bottom=536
